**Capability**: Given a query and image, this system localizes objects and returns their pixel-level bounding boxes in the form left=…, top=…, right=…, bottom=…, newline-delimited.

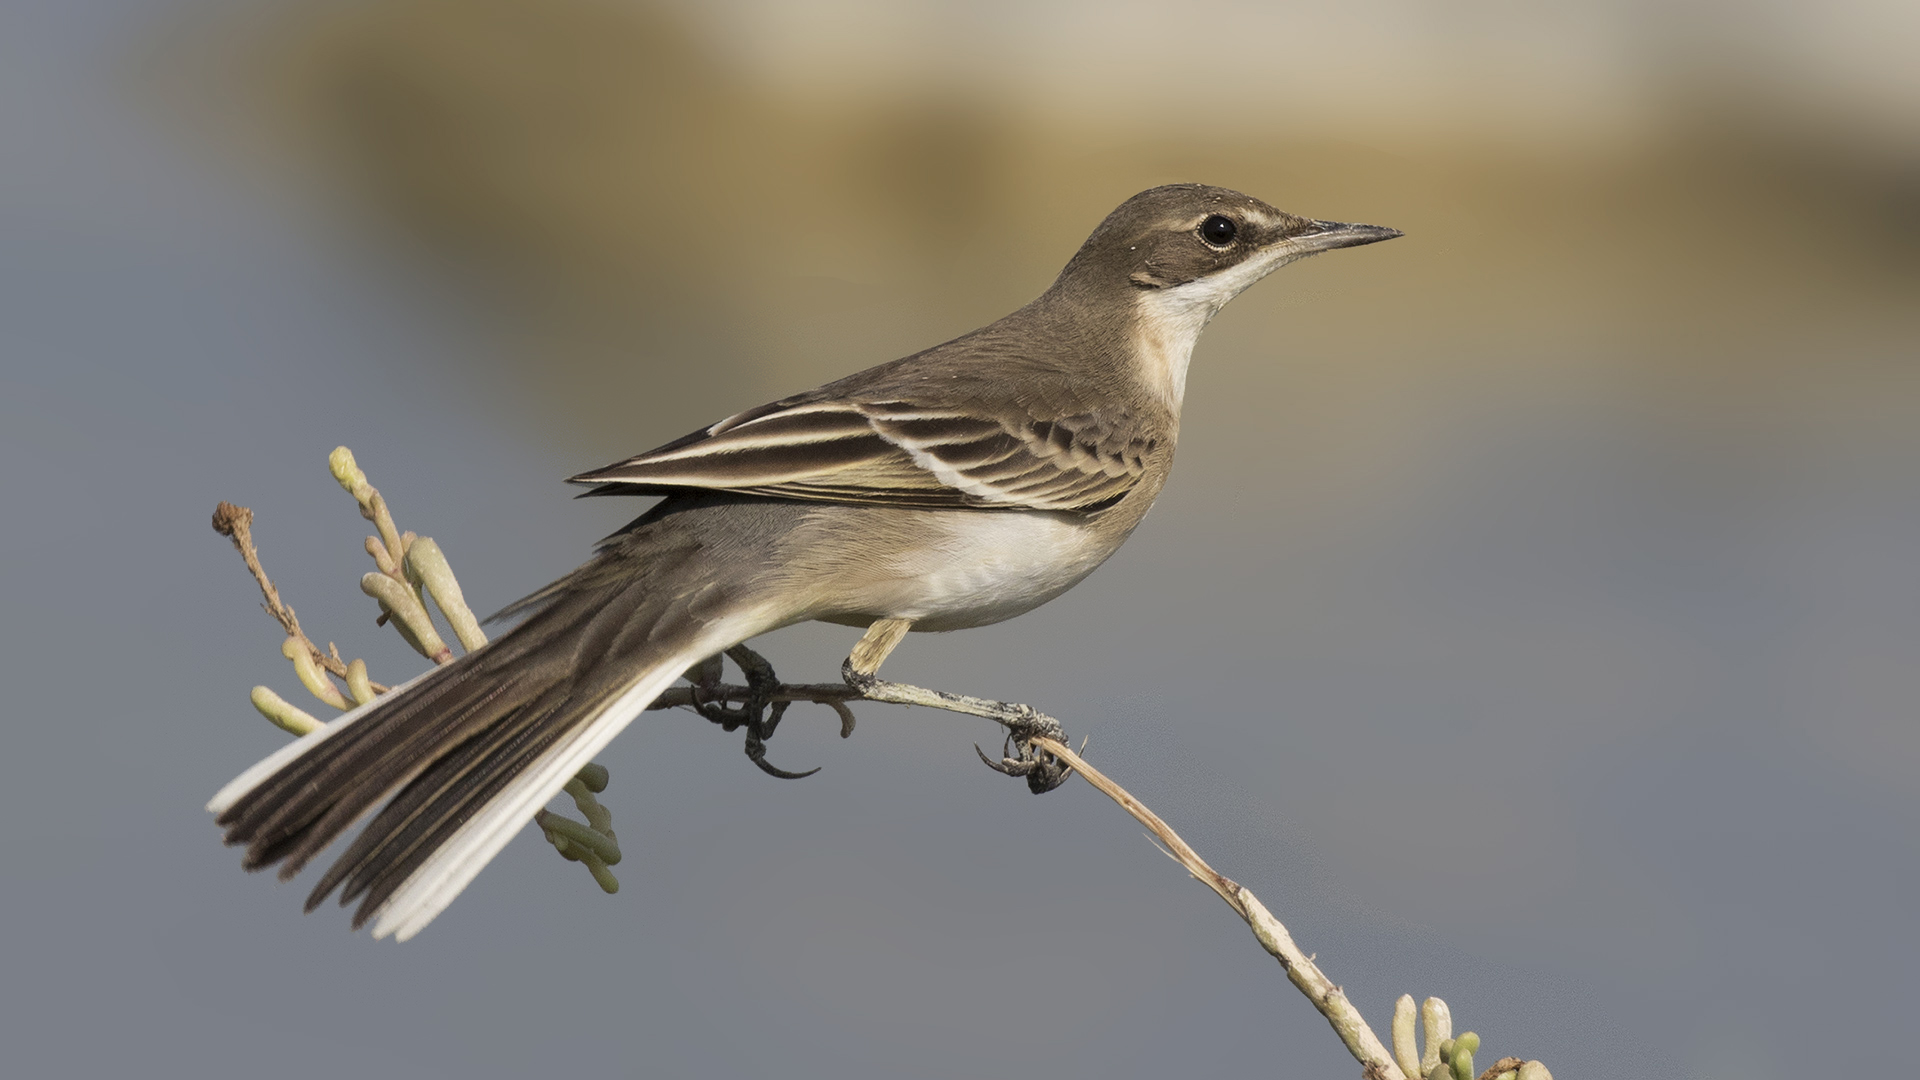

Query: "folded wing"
left=571, top=396, right=1152, bottom=513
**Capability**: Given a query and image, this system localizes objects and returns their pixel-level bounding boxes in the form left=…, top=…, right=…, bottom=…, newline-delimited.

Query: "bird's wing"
left=569, top=396, right=1151, bottom=512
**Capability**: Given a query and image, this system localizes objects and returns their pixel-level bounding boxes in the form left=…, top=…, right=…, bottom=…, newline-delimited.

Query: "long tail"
left=208, top=506, right=787, bottom=941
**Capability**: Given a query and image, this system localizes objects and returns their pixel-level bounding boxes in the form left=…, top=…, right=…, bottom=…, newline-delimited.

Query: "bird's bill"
left=1283, top=220, right=1404, bottom=255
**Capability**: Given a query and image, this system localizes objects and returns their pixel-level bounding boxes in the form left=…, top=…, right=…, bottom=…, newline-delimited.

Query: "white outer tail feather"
left=210, top=611, right=776, bottom=941
left=367, top=633, right=722, bottom=940
left=206, top=671, right=433, bottom=816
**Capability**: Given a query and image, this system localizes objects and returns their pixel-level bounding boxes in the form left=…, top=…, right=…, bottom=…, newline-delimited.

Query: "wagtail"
left=209, top=184, right=1400, bottom=940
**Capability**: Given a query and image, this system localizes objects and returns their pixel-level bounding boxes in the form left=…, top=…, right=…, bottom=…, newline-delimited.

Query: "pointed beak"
left=1285, top=220, right=1404, bottom=255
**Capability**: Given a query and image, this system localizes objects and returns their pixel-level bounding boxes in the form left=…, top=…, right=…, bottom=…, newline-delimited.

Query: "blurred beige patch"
left=163, top=0, right=1915, bottom=390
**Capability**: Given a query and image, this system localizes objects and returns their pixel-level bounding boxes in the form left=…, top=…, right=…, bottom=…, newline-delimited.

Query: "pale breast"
left=789, top=506, right=1128, bottom=632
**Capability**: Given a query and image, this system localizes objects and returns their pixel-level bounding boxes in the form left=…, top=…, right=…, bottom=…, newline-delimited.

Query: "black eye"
left=1199, top=215, right=1237, bottom=246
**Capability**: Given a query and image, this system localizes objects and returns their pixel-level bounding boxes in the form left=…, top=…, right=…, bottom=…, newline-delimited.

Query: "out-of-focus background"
left=3, top=0, right=1915, bottom=1076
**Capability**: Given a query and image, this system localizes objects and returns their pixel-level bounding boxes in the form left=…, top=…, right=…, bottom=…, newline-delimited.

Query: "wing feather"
left=570, top=395, right=1149, bottom=513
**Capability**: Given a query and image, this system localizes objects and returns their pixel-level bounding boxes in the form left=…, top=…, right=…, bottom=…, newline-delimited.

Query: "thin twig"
left=211, top=502, right=391, bottom=693
left=845, top=668, right=1061, bottom=738
left=1031, top=734, right=1409, bottom=1080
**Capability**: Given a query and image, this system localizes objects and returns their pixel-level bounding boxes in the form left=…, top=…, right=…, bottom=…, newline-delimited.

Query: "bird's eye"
left=1199, top=215, right=1238, bottom=247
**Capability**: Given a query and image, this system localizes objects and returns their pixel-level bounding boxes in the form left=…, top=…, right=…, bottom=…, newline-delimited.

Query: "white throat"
left=1132, top=288, right=1211, bottom=413
left=1130, top=245, right=1303, bottom=413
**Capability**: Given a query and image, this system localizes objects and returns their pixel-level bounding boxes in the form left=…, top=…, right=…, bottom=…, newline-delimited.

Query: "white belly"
left=810, top=510, right=1117, bottom=632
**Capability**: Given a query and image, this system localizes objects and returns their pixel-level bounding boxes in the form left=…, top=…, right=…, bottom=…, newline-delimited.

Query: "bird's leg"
left=847, top=617, right=913, bottom=679
left=841, top=621, right=1071, bottom=794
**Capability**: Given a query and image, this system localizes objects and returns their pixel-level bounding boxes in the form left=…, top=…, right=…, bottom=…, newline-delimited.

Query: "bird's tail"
left=208, top=510, right=786, bottom=941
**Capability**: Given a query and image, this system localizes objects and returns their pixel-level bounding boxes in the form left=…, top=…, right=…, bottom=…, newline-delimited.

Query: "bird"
left=208, top=183, right=1400, bottom=941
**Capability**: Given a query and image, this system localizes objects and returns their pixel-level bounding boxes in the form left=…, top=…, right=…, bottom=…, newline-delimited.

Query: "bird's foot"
left=973, top=716, right=1073, bottom=794
left=690, top=644, right=818, bottom=779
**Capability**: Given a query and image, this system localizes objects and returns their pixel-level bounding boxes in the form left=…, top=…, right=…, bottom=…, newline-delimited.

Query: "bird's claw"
left=746, top=713, right=820, bottom=779
left=975, top=731, right=1072, bottom=794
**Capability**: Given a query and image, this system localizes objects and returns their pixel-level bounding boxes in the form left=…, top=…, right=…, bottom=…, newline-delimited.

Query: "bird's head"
left=1057, top=182, right=1400, bottom=307
left=1046, top=183, right=1401, bottom=409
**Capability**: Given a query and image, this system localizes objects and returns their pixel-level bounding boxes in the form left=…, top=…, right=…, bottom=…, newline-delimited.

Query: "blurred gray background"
left=3, top=0, right=1916, bottom=1076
